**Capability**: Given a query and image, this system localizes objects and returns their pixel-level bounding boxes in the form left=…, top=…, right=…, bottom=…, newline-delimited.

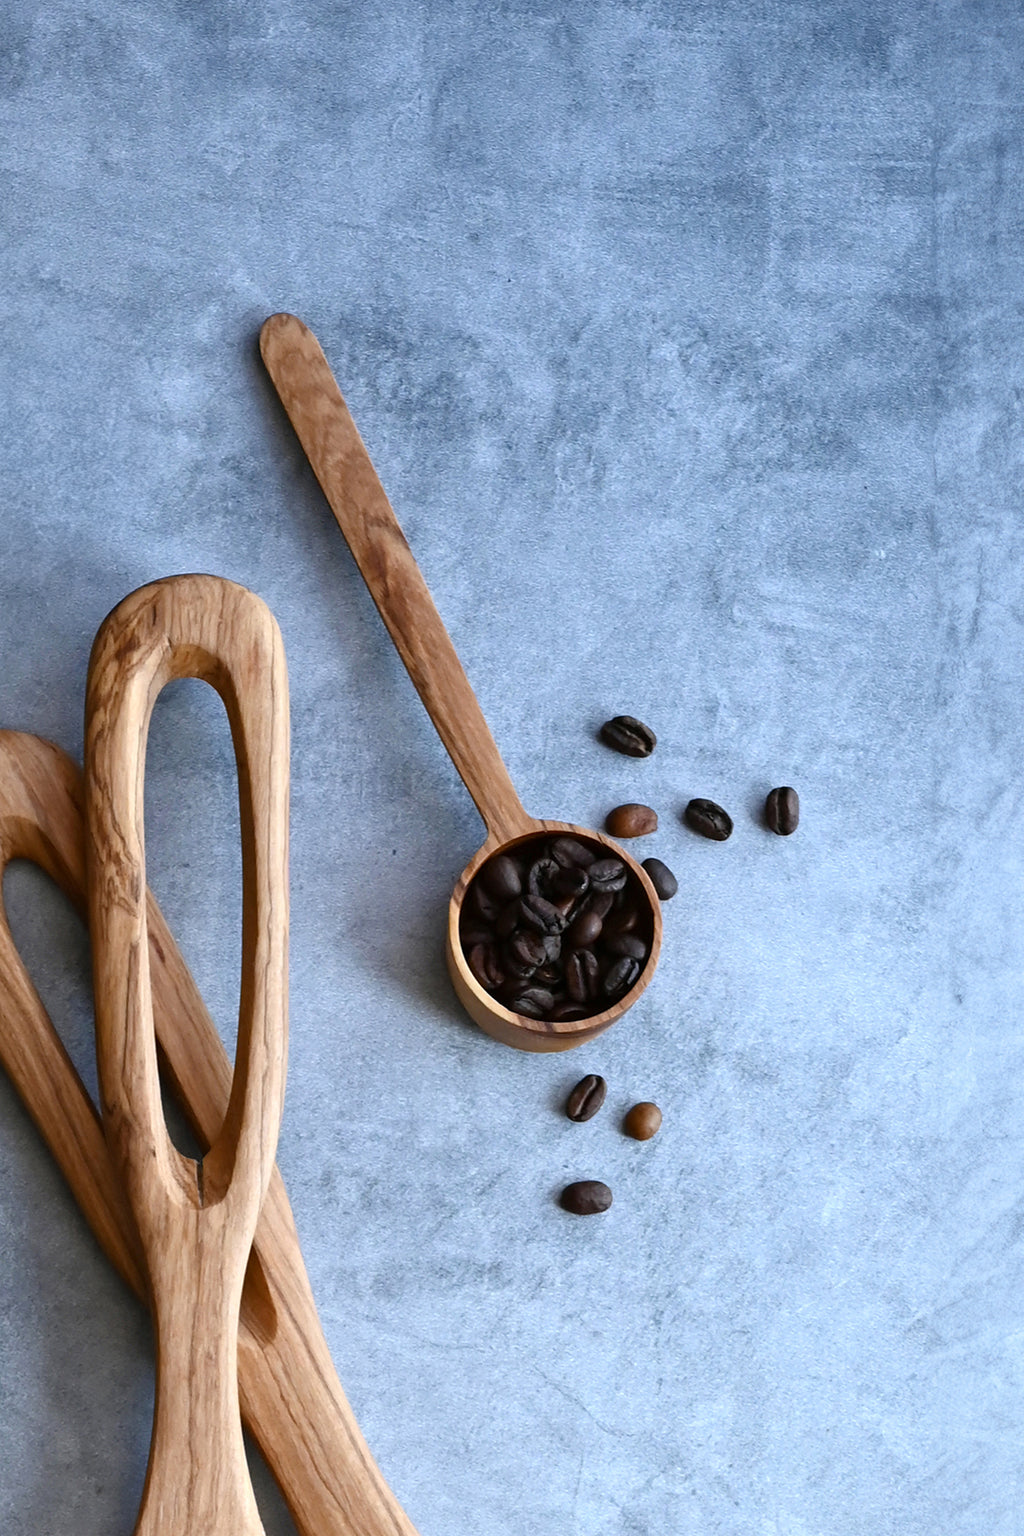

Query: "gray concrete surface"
left=1, top=2, right=1023, bottom=1532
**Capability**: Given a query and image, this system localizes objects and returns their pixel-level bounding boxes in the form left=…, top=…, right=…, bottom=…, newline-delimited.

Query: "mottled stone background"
left=1, top=3, right=1023, bottom=1532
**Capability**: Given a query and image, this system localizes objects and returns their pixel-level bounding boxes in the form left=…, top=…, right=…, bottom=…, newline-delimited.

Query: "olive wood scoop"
left=260, top=312, right=663, bottom=1052
left=78, top=575, right=416, bottom=1535
left=0, top=727, right=418, bottom=1535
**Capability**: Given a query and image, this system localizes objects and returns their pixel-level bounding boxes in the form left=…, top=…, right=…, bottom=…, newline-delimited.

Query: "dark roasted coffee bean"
left=551, top=836, right=596, bottom=868
left=566, top=949, right=600, bottom=1003
left=460, top=924, right=493, bottom=949
left=599, top=715, right=656, bottom=758
left=511, top=986, right=555, bottom=1018
left=520, top=893, right=569, bottom=934
left=528, top=857, right=560, bottom=896
left=567, top=909, right=603, bottom=949
left=495, top=899, right=521, bottom=938
left=641, top=857, right=678, bottom=900
left=607, top=933, right=647, bottom=962
left=467, top=942, right=504, bottom=990
left=603, top=956, right=641, bottom=998
left=480, top=853, right=523, bottom=901
left=471, top=882, right=503, bottom=922
left=561, top=1179, right=613, bottom=1214
left=566, top=1074, right=607, bottom=1122
left=553, top=864, right=589, bottom=899
left=550, top=1002, right=591, bottom=1022
left=623, top=1101, right=662, bottom=1140
left=765, top=785, right=799, bottom=835
left=585, top=889, right=615, bottom=922
left=588, top=858, right=627, bottom=892
left=684, top=798, right=733, bottom=841
left=540, top=931, right=563, bottom=962
left=505, top=930, right=547, bottom=978
left=602, top=904, right=638, bottom=940
left=605, top=802, right=658, bottom=838
left=534, top=962, right=562, bottom=985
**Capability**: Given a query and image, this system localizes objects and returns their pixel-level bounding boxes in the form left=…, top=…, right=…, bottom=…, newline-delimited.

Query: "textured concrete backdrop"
left=1, top=3, right=1023, bottom=1533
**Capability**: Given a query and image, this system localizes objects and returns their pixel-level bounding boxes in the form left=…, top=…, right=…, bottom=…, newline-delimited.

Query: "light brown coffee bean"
left=566, top=1074, right=607, bottom=1122
left=560, top=1179, right=613, bottom=1214
left=605, top=802, right=658, bottom=838
left=623, top=1102, right=662, bottom=1140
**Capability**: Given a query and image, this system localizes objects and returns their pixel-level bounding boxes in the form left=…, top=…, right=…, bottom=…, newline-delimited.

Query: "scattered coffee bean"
left=684, top=798, right=733, bottom=841
left=765, top=785, right=799, bottom=835
left=566, top=1074, right=607, bottom=1122
left=599, top=715, right=657, bottom=758
left=605, top=802, right=658, bottom=838
left=561, top=1179, right=613, bottom=1214
left=641, top=857, right=678, bottom=900
left=623, top=1102, right=662, bottom=1140
left=460, top=832, right=653, bottom=1023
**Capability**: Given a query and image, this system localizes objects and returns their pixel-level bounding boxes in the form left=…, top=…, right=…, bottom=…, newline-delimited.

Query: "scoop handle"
left=261, top=312, right=532, bottom=846
left=86, top=576, right=289, bottom=1536
left=0, top=729, right=419, bottom=1536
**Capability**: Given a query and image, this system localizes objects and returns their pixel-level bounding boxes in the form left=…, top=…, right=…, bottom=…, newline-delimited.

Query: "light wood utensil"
left=260, top=312, right=663, bottom=1052
left=86, top=576, right=288, bottom=1536
left=0, top=727, right=419, bottom=1535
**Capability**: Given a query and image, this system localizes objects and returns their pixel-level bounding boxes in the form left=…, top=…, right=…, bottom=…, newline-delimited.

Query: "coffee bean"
left=481, top=853, right=522, bottom=902
left=528, top=857, right=560, bottom=896
left=566, top=1074, right=607, bottom=1121
left=467, top=942, right=504, bottom=990
left=765, top=785, right=799, bottom=835
left=603, top=955, right=641, bottom=998
left=511, top=986, right=556, bottom=1018
left=471, top=882, right=503, bottom=922
left=553, top=864, right=590, bottom=899
left=551, top=836, right=596, bottom=868
left=606, top=933, right=647, bottom=962
left=602, top=904, right=638, bottom=940
left=567, top=909, right=603, bottom=949
left=550, top=1002, right=590, bottom=1022
left=585, top=889, right=615, bottom=921
left=520, top=893, right=569, bottom=934
left=505, top=930, right=547, bottom=977
left=496, top=899, right=521, bottom=938
left=566, top=949, right=600, bottom=1003
left=623, top=1102, right=662, bottom=1140
left=641, top=857, right=677, bottom=900
left=605, top=803, right=658, bottom=838
left=588, top=858, right=627, bottom=893
left=561, top=1179, right=613, bottom=1214
left=599, top=715, right=656, bottom=758
left=684, top=798, right=733, bottom=841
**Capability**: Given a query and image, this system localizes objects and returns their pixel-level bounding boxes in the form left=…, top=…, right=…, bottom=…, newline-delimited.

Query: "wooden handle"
left=86, top=576, right=289, bottom=1536
left=0, top=729, right=419, bottom=1534
left=260, top=311, right=531, bottom=846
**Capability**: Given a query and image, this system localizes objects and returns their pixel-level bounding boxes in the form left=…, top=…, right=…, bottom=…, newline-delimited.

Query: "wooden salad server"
left=260, top=312, right=663, bottom=1053
left=71, top=574, right=417, bottom=1535
left=0, top=726, right=418, bottom=1534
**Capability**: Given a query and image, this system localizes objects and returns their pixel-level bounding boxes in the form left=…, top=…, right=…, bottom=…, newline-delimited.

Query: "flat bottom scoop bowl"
left=261, top=313, right=662, bottom=1051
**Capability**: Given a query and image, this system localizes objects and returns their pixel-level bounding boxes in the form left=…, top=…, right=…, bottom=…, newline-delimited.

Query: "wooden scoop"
left=0, top=725, right=418, bottom=1535
left=260, top=313, right=663, bottom=1052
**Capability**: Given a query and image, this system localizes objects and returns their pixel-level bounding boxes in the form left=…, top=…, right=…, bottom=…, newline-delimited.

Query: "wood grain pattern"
left=86, top=576, right=289, bottom=1536
left=260, top=314, right=663, bottom=1052
left=260, top=311, right=531, bottom=847
left=0, top=727, right=419, bottom=1534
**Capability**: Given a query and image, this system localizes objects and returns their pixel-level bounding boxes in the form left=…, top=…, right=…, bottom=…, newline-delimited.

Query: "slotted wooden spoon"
left=0, top=723, right=418, bottom=1533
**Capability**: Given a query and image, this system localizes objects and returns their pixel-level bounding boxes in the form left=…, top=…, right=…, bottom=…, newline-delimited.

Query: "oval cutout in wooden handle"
left=86, top=576, right=289, bottom=1536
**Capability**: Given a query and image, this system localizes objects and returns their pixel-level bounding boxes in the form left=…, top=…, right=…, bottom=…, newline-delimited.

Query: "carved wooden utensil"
left=85, top=576, right=281, bottom=1536
left=260, top=312, right=663, bottom=1052
left=0, top=727, right=418, bottom=1535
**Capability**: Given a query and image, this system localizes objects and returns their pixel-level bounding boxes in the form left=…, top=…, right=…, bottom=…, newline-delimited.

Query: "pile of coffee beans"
left=460, top=833, right=654, bottom=1022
